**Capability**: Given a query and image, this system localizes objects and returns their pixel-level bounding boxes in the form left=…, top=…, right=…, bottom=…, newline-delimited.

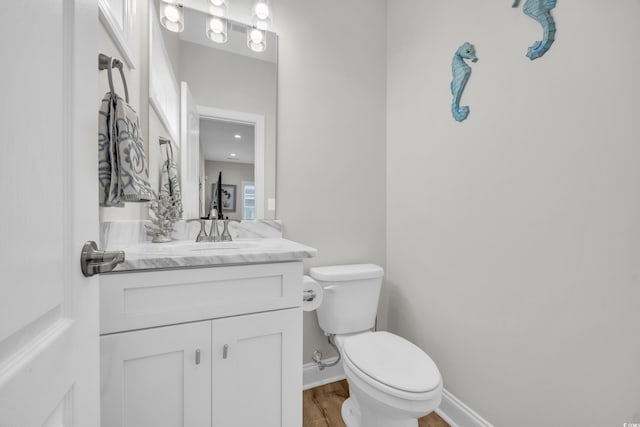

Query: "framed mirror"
left=149, top=0, right=277, bottom=220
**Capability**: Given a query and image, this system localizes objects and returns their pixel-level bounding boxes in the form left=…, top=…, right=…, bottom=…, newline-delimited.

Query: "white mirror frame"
left=194, top=106, right=265, bottom=220
left=149, top=0, right=180, bottom=143
left=99, top=0, right=137, bottom=69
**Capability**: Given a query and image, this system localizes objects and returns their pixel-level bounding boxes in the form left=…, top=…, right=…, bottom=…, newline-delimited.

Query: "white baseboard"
left=303, top=361, right=493, bottom=427
left=435, top=388, right=494, bottom=427
left=303, top=357, right=345, bottom=390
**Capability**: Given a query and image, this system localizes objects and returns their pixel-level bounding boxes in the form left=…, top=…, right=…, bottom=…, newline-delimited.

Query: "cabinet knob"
left=195, top=349, right=201, bottom=365
left=223, top=344, right=229, bottom=359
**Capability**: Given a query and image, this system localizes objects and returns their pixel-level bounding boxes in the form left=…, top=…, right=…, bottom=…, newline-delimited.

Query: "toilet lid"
left=309, top=264, right=384, bottom=282
left=343, top=332, right=441, bottom=393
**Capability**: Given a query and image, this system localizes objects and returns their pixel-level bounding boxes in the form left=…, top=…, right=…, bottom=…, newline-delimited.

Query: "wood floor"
left=303, top=380, right=449, bottom=427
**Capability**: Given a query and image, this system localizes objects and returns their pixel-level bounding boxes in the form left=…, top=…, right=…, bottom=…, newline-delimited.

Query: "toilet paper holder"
left=302, top=276, right=323, bottom=312
left=303, top=289, right=317, bottom=302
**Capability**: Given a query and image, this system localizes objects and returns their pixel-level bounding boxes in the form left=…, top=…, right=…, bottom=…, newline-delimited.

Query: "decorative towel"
left=98, top=93, right=155, bottom=206
left=159, top=140, right=183, bottom=217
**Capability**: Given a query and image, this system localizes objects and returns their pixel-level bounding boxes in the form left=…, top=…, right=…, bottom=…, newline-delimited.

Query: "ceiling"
left=199, top=118, right=255, bottom=164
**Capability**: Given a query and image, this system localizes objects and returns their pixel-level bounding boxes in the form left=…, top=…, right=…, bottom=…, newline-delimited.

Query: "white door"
left=100, top=321, right=212, bottom=427
left=0, top=1, right=99, bottom=426
left=212, top=309, right=302, bottom=427
left=180, top=81, right=201, bottom=219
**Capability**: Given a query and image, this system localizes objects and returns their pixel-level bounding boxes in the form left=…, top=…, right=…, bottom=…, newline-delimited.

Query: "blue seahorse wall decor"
left=450, top=42, right=478, bottom=122
left=513, top=0, right=557, bottom=60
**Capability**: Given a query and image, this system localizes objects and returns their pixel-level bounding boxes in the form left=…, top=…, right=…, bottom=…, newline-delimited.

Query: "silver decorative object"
left=145, top=193, right=182, bottom=243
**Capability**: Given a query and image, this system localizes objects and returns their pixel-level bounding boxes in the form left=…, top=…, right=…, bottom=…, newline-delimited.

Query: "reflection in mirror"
left=149, top=0, right=277, bottom=220
left=200, top=118, right=255, bottom=220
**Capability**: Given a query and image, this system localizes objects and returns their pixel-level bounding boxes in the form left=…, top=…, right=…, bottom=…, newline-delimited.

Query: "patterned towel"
left=160, top=142, right=183, bottom=217
left=98, top=93, right=154, bottom=206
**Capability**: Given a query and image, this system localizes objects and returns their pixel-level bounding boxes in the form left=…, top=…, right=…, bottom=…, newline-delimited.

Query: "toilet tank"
left=310, top=264, right=384, bottom=335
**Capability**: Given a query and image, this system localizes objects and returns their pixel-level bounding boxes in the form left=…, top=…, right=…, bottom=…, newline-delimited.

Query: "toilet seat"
left=342, top=332, right=441, bottom=398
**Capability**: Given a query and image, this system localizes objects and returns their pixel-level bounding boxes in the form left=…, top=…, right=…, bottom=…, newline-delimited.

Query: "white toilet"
left=309, top=264, right=442, bottom=427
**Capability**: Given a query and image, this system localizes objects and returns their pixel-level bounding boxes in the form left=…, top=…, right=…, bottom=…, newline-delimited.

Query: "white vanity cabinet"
left=100, top=321, right=212, bottom=427
left=212, top=308, right=301, bottom=427
left=100, top=261, right=303, bottom=427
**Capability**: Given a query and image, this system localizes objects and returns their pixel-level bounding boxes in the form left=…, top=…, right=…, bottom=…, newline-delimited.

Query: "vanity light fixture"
left=247, top=27, right=266, bottom=52
left=159, top=1, right=184, bottom=33
left=157, top=0, right=271, bottom=52
left=208, top=0, right=227, bottom=18
left=251, top=0, right=271, bottom=30
left=206, top=15, right=228, bottom=43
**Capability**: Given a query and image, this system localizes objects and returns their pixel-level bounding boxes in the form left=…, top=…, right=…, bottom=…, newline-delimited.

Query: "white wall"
left=273, top=0, right=388, bottom=362
left=98, top=0, right=152, bottom=221
left=386, top=1, right=640, bottom=426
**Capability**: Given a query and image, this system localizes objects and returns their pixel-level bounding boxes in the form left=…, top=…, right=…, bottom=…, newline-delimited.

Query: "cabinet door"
left=212, top=308, right=302, bottom=427
left=101, top=321, right=211, bottom=427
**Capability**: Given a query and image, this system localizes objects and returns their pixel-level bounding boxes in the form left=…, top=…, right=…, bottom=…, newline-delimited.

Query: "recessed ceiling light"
left=234, top=134, right=242, bottom=139
left=229, top=153, right=237, bottom=157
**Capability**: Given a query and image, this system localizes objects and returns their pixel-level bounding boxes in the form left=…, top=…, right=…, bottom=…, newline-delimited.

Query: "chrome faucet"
left=187, top=210, right=240, bottom=242
left=220, top=219, right=241, bottom=241
left=186, top=209, right=220, bottom=242
left=209, top=209, right=221, bottom=242
left=186, top=219, right=209, bottom=242
left=185, top=218, right=219, bottom=242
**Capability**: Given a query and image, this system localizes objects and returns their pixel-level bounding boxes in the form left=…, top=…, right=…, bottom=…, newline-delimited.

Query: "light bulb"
left=208, top=17, right=224, bottom=33
left=249, top=42, right=266, bottom=52
left=164, top=4, right=180, bottom=22
left=249, top=28, right=264, bottom=43
left=254, top=1, right=269, bottom=20
left=160, top=1, right=184, bottom=32
left=247, top=28, right=266, bottom=52
left=252, top=13, right=271, bottom=31
left=206, top=16, right=227, bottom=43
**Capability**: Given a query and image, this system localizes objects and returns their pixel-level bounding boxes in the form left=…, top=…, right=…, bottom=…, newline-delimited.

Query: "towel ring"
left=159, top=137, right=175, bottom=161
left=99, top=53, right=129, bottom=103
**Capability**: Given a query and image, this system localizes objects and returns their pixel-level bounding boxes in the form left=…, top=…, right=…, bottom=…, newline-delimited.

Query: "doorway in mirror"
left=195, top=107, right=265, bottom=220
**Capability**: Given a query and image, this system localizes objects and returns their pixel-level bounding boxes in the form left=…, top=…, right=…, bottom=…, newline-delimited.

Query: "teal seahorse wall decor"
left=513, top=0, right=557, bottom=60
left=450, top=42, right=478, bottom=122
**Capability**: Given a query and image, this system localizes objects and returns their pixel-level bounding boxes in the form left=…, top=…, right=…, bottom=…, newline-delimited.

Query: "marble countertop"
left=112, top=238, right=317, bottom=272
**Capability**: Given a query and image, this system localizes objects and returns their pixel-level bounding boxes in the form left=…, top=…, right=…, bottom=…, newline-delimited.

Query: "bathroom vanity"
left=98, top=226, right=316, bottom=427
